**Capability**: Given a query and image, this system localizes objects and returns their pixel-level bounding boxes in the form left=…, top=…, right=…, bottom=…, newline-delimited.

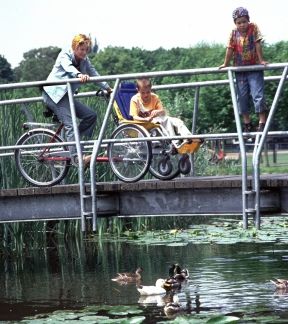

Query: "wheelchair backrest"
left=113, top=82, right=137, bottom=121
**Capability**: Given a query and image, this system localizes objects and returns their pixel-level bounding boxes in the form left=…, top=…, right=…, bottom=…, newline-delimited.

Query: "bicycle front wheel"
left=15, top=129, right=70, bottom=187
left=108, top=124, right=152, bottom=182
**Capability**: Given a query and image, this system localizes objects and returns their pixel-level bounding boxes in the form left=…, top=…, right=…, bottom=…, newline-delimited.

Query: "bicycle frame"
left=31, top=123, right=110, bottom=164
left=37, top=123, right=70, bottom=162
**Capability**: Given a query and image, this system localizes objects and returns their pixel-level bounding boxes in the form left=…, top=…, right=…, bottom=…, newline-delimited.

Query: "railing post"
left=253, top=66, right=288, bottom=229
left=190, top=86, right=200, bottom=176
left=228, top=70, right=248, bottom=229
left=90, top=79, right=121, bottom=231
left=67, top=82, right=86, bottom=232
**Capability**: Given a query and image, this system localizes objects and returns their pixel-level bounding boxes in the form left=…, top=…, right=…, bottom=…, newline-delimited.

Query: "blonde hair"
left=71, top=34, right=92, bottom=51
left=136, top=78, right=152, bottom=90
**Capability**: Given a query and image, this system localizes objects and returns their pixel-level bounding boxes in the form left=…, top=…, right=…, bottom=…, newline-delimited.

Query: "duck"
left=163, top=277, right=182, bottom=291
left=138, top=294, right=166, bottom=306
left=164, top=295, right=184, bottom=316
left=270, top=279, right=288, bottom=289
left=111, top=267, right=143, bottom=282
left=169, top=263, right=189, bottom=281
left=137, top=279, right=166, bottom=296
left=168, top=264, right=177, bottom=278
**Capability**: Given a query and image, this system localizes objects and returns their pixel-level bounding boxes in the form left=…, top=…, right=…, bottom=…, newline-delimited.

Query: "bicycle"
left=14, top=107, right=153, bottom=187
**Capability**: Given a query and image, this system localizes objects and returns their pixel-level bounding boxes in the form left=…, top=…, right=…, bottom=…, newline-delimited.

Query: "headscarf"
left=232, top=7, right=250, bottom=22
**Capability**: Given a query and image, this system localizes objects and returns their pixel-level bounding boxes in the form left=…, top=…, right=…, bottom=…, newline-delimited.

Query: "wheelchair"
left=108, top=82, right=202, bottom=182
left=14, top=83, right=202, bottom=186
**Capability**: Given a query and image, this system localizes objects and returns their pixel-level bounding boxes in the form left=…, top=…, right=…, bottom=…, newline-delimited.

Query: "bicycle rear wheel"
left=15, top=129, right=70, bottom=187
left=108, top=124, right=152, bottom=182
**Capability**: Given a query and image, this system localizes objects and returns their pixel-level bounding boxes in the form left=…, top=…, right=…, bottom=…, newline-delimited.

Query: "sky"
left=2, top=0, right=288, bottom=68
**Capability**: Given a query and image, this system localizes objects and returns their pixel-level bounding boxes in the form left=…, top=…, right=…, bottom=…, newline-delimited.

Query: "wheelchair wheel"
left=108, top=124, right=152, bottom=182
left=15, top=129, right=70, bottom=187
left=158, top=156, right=173, bottom=176
left=149, top=140, right=181, bottom=180
left=178, top=154, right=191, bottom=175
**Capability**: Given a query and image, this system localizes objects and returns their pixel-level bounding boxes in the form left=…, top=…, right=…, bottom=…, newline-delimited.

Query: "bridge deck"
left=1, top=174, right=288, bottom=223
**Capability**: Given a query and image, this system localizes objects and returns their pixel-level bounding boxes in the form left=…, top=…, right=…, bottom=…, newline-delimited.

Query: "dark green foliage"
left=263, top=43, right=288, bottom=131
left=90, top=46, right=147, bottom=76
left=14, top=46, right=61, bottom=82
left=0, top=55, right=14, bottom=83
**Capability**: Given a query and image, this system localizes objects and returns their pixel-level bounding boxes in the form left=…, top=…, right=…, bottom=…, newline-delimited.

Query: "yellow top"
left=130, top=92, right=164, bottom=118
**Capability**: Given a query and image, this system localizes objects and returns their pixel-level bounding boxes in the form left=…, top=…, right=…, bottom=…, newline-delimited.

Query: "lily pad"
left=79, top=315, right=110, bottom=321
left=166, top=242, right=189, bottom=247
left=107, top=305, right=143, bottom=316
left=206, top=314, right=240, bottom=323
left=120, top=316, right=146, bottom=323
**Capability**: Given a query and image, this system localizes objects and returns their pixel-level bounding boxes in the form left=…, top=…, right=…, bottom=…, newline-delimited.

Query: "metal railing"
left=0, top=63, right=288, bottom=231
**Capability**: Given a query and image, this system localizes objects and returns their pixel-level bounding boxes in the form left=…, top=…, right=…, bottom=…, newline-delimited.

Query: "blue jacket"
left=43, top=48, right=110, bottom=104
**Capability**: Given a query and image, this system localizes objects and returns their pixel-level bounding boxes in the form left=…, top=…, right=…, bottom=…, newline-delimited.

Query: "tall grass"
left=0, top=215, right=207, bottom=258
left=0, top=220, right=83, bottom=258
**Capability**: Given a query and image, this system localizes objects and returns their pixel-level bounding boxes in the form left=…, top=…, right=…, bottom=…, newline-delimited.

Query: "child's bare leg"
left=242, top=113, right=251, bottom=124
left=256, top=112, right=266, bottom=131
left=259, top=112, right=266, bottom=124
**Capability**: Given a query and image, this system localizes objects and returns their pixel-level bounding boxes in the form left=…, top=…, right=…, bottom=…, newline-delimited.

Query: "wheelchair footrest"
left=177, top=139, right=203, bottom=154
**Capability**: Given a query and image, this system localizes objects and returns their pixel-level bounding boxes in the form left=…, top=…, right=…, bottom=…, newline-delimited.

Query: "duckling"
left=111, top=267, right=143, bottom=282
left=270, top=279, right=288, bottom=289
left=137, top=279, right=166, bottom=296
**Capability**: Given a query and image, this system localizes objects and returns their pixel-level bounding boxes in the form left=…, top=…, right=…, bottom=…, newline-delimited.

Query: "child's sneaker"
left=243, top=123, right=253, bottom=133
left=256, top=123, right=265, bottom=132
left=242, top=123, right=253, bottom=143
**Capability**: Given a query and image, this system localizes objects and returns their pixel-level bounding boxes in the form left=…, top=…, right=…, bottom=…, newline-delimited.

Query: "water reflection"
left=1, top=232, right=288, bottom=322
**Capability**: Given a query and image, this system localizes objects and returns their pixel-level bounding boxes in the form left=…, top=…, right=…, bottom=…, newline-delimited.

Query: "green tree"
left=91, top=46, right=146, bottom=75
left=0, top=55, right=14, bottom=83
left=263, top=42, right=288, bottom=131
left=14, top=47, right=61, bottom=82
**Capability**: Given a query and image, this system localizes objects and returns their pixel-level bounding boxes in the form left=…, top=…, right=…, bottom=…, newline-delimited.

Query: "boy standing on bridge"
left=219, top=7, right=268, bottom=133
left=130, top=78, right=193, bottom=147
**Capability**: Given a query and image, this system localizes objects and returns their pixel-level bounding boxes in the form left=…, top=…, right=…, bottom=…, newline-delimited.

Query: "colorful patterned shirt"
left=227, top=22, right=263, bottom=66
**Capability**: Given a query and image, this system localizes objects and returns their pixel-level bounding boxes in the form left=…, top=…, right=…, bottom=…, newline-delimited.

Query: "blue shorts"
left=235, top=71, right=267, bottom=115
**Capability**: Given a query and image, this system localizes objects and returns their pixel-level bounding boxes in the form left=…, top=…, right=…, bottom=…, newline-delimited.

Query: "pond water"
left=1, top=216, right=288, bottom=323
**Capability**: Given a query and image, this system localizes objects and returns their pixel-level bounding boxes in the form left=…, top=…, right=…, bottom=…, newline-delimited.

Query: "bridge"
left=0, top=64, right=288, bottom=230
left=1, top=174, right=287, bottom=223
